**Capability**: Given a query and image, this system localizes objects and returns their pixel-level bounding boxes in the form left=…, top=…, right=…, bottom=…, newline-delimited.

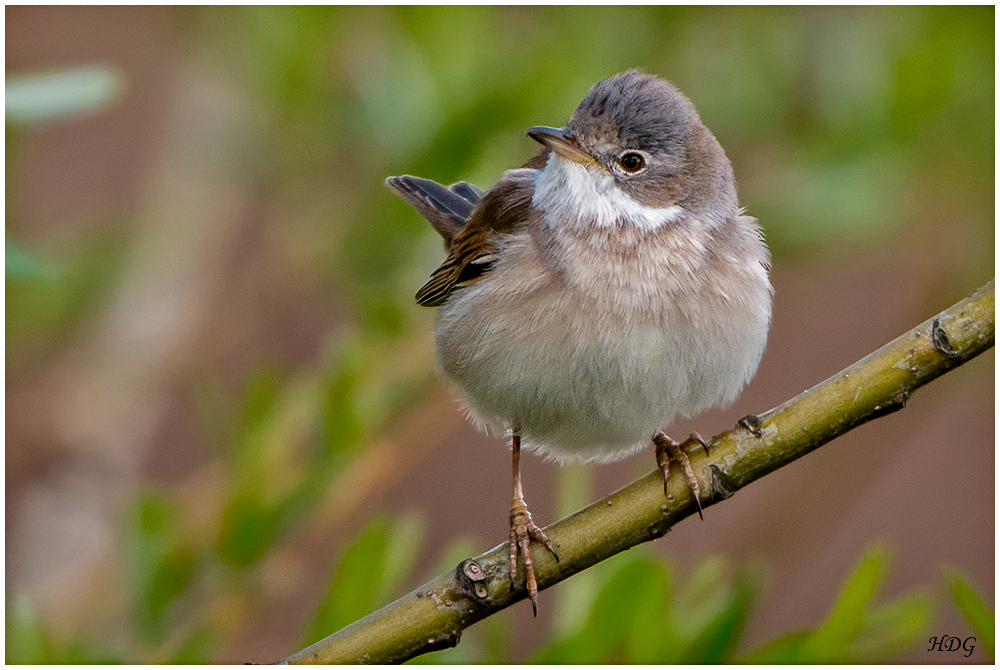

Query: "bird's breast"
left=432, top=219, right=771, bottom=463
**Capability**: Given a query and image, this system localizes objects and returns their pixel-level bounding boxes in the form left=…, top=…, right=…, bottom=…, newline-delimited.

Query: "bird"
left=386, top=70, right=772, bottom=614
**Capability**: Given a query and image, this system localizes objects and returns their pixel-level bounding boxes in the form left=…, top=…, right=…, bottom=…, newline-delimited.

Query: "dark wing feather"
left=385, top=176, right=482, bottom=243
left=413, top=169, right=537, bottom=306
left=448, top=181, right=485, bottom=204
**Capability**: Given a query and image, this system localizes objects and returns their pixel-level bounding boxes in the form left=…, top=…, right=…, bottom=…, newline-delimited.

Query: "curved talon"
left=653, top=431, right=705, bottom=520
left=684, top=432, right=710, bottom=455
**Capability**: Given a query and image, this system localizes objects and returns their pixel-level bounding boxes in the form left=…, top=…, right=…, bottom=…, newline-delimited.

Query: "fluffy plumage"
left=388, top=70, right=772, bottom=463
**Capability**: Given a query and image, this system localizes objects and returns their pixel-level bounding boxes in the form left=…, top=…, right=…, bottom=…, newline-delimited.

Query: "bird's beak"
left=526, top=126, right=599, bottom=167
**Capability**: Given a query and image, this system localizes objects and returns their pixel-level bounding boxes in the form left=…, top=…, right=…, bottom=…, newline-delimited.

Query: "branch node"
left=738, top=414, right=763, bottom=437
left=455, top=559, right=492, bottom=604
left=646, top=521, right=670, bottom=540
left=709, top=464, right=736, bottom=500
left=931, top=317, right=961, bottom=359
left=423, top=629, right=462, bottom=654
left=870, top=389, right=911, bottom=419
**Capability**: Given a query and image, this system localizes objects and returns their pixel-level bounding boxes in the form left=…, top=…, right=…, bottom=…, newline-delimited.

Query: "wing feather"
left=385, top=175, right=481, bottom=242
left=387, top=169, right=537, bottom=307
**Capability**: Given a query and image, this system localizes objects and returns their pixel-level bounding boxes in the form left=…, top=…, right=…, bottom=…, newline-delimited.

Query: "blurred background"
left=5, top=5, right=993, bottom=664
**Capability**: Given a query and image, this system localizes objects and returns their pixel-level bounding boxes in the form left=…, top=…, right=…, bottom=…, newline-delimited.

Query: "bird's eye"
left=618, top=152, right=646, bottom=173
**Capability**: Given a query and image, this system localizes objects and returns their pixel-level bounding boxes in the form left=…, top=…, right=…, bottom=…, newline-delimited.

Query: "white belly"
left=433, top=236, right=771, bottom=463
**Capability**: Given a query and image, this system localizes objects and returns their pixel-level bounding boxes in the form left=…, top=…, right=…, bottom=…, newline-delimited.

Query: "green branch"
left=282, top=279, right=994, bottom=665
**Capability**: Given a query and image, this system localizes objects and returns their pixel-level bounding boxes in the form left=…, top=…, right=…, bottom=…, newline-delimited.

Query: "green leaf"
left=740, top=629, right=813, bottom=664
left=5, top=596, right=121, bottom=664
left=583, top=557, right=669, bottom=662
left=480, top=612, right=512, bottom=665
left=6, top=67, right=122, bottom=124
left=307, top=516, right=422, bottom=645
left=801, top=544, right=887, bottom=661
left=234, top=365, right=284, bottom=467
left=945, top=569, right=994, bottom=661
left=322, top=350, right=363, bottom=458
left=681, top=567, right=761, bottom=663
left=139, top=547, right=196, bottom=640
left=673, top=555, right=729, bottom=640
left=217, top=364, right=323, bottom=567
left=125, top=491, right=198, bottom=643
left=376, top=513, right=425, bottom=604
left=216, top=489, right=284, bottom=567
left=622, top=559, right=674, bottom=663
left=532, top=554, right=672, bottom=663
left=6, top=228, right=129, bottom=369
left=847, top=593, right=931, bottom=661
left=6, top=595, right=47, bottom=664
left=532, top=550, right=770, bottom=664
left=739, top=544, right=931, bottom=663
left=170, top=626, right=216, bottom=664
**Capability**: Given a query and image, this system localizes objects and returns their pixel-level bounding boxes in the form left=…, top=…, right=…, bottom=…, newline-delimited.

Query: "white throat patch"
left=532, top=154, right=685, bottom=233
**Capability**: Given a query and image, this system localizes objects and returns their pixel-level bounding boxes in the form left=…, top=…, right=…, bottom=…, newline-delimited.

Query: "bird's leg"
left=653, top=431, right=708, bottom=520
left=508, top=433, right=559, bottom=616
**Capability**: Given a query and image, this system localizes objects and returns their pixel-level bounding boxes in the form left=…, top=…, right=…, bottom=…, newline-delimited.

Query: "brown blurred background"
left=5, top=5, right=993, bottom=664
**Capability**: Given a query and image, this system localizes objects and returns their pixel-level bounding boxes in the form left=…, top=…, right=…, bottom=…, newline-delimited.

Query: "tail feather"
left=448, top=181, right=485, bottom=205
left=385, top=175, right=482, bottom=243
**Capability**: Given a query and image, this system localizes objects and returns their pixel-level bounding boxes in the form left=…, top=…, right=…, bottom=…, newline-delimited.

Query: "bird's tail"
left=384, top=176, right=483, bottom=244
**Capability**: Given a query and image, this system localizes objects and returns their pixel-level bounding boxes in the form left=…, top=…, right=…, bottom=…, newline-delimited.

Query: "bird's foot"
left=653, top=432, right=708, bottom=520
left=509, top=497, right=559, bottom=616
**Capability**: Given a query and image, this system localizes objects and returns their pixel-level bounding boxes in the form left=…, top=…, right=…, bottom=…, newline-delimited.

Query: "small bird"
left=387, top=70, right=772, bottom=614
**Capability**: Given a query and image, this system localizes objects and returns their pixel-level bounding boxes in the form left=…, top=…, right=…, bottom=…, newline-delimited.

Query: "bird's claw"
left=509, top=498, right=558, bottom=616
left=654, top=432, right=707, bottom=520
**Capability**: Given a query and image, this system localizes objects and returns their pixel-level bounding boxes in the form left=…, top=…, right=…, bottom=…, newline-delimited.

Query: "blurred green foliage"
left=306, top=515, right=424, bottom=645
left=531, top=555, right=760, bottom=663
left=525, top=544, right=931, bottom=664
left=180, top=5, right=992, bottom=335
left=945, top=569, right=995, bottom=662
left=8, top=5, right=992, bottom=359
left=6, top=595, right=122, bottom=664
left=217, top=365, right=294, bottom=567
left=6, top=228, right=130, bottom=370
left=125, top=491, right=199, bottom=643
left=5, top=5, right=992, bottom=664
left=741, top=545, right=930, bottom=663
left=6, top=66, right=127, bottom=368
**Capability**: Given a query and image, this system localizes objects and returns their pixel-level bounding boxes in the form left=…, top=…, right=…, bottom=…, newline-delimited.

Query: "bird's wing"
left=411, top=169, right=538, bottom=307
